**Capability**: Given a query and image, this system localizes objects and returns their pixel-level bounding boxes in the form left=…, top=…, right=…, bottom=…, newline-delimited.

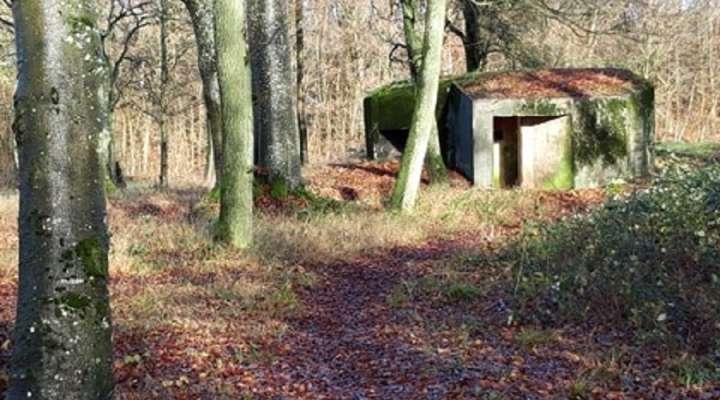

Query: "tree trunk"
left=295, top=0, right=309, bottom=165
left=128, top=116, right=136, bottom=176
left=399, top=0, right=448, bottom=183
left=9, top=1, right=114, bottom=398
left=390, top=0, right=447, bottom=212
left=181, top=0, right=224, bottom=189
left=97, top=76, right=125, bottom=190
left=105, top=112, right=125, bottom=189
left=248, top=0, right=303, bottom=189
left=142, top=117, right=150, bottom=174
left=462, top=0, right=491, bottom=72
left=0, top=123, right=16, bottom=189
left=159, top=0, right=170, bottom=187
left=204, top=117, right=216, bottom=188
left=214, top=0, right=254, bottom=248
left=159, top=118, right=169, bottom=187
left=97, top=44, right=125, bottom=191
left=400, top=0, right=423, bottom=79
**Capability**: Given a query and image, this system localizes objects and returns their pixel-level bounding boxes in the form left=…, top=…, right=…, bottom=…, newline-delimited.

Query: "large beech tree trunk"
left=390, top=0, right=447, bottom=211
left=399, top=0, right=448, bottom=183
left=9, top=1, right=114, bottom=399
left=215, top=0, right=254, bottom=248
left=181, top=0, right=224, bottom=189
left=248, top=0, right=303, bottom=188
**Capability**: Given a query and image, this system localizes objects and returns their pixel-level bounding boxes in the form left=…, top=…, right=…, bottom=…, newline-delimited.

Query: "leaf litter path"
left=264, top=240, right=475, bottom=399
left=251, top=235, right=716, bottom=400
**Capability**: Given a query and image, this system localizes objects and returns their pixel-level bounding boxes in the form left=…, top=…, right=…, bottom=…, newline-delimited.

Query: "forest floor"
left=1, top=144, right=719, bottom=399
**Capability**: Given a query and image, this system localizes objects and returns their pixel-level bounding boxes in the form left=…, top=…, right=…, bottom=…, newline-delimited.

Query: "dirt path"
left=247, top=236, right=717, bottom=400
left=250, top=237, right=573, bottom=399
left=262, top=241, right=475, bottom=399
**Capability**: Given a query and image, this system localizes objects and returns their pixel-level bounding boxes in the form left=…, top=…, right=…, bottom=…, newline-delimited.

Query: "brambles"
left=514, top=163, right=720, bottom=357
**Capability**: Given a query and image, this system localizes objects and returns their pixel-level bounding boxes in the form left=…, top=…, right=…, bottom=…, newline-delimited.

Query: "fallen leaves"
left=0, top=163, right=717, bottom=399
left=461, top=68, right=640, bottom=99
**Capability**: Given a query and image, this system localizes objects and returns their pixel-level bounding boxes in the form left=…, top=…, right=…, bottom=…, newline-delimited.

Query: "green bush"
left=514, top=165, right=720, bottom=355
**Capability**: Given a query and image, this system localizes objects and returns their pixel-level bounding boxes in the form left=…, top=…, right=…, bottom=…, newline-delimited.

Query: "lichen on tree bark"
left=248, top=0, right=303, bottom=189
left=214, top=0, right=255, bottom=248
left=181, top=0, right=224, bottom=189
left=390, top=0, right=448, bottom=211
left=9, top=1, right=114, bottom=398
left=400, top=0, right=448, bottom=184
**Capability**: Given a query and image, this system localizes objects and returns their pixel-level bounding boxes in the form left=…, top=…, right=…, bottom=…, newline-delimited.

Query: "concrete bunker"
left=364, top=68, right=655, bottom=189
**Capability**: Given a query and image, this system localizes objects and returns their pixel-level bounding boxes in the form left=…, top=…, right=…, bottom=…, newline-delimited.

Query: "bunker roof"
left=456, top=68, right=644, bottom=100
left=364, top=68, right=653, bottom=131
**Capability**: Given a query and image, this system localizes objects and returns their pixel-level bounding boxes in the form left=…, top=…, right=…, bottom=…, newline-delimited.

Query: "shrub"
left=514, top=165, right=720, bottom=355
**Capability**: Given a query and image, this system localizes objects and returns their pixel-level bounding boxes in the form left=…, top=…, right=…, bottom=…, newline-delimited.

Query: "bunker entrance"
left=493, top=116, right=568, bottom=189
left=493, top=117, right=521, bottom=188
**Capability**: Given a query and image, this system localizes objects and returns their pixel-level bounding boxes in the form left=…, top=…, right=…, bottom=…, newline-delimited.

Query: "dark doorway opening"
left=493, top=117, right=520, bottom=188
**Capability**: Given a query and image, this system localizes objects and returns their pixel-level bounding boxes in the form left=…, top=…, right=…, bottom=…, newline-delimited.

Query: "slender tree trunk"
left=181, top=0, right=224, bottom=189
left=12, top=125, right=19, bottom=182
left=214, top=0, right=254, bottom=248
left=106, top=112, right=125, bottom=188
left=0, top=123, right=16, bottom=189
left=143, top=117, right=151, bottom=174
left=390, top=0, right=447, bottom=211
left=9, top=1, right=114, bottom=398
left=204, top=117, right=216, bottom=187
left=296, top=0, right=309, bottom=165
left=462, top=0, right=490, bottom=72
left=159, top=119, right=169, bottom=186
left=98, top=76, right=125, bottom=189
left=248, top=0, right=303, bottom=189
left=400, top=0, right=448, bottom=183
left=400, top=0, right=423, bottom=79
left=129, top=116, right=136, bottom=176
left=159, top=0, right=170, bottom=187
left=97, top=46, right=126, bottom=190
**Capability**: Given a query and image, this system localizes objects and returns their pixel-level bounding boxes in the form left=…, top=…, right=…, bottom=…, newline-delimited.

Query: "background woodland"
left=0, top=0, right=718, bottom=188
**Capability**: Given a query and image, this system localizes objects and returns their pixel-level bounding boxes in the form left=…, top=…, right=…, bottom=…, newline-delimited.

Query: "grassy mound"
left=514, top=164, right=720, bottom=356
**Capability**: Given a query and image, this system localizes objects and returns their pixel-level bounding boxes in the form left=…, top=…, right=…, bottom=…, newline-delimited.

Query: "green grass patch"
left=387, top=276, right=485, bottom=308
left=657, top=142, right=720, bottom=159
left=667, top=355, right=720, bottom=387
left=386, top=283, right=413, bottom=308
left=443, top=283, right=484, bottom=302
left=515, top=328, right=557, bottom=350
left=294, top=187, right=356, bottom=220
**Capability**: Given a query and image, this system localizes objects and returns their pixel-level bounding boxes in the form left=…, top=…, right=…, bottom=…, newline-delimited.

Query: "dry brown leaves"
left=0, top=164, right=718, bottom=399
left=461, top=68, right=640, bottom=99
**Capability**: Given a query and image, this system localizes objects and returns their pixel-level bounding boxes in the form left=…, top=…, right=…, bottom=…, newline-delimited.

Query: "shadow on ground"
left=0, top=322, right=10, bottom=395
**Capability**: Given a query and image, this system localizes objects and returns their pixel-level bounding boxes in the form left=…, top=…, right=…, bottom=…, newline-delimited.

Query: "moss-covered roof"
left=364, top=68, right=652, bottom=131
left=457, top=68, right=645, bottom=100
